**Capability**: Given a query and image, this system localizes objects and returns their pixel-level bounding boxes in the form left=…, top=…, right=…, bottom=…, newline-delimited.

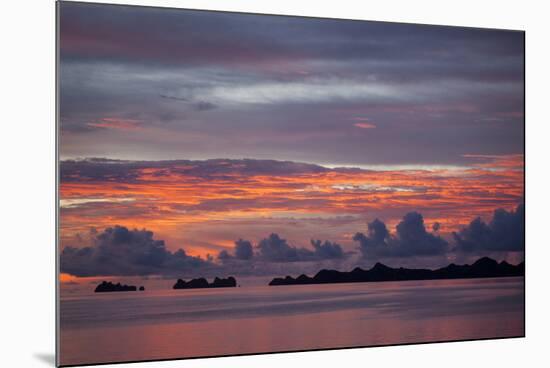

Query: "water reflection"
left=60, top=277, right=524, bottom=365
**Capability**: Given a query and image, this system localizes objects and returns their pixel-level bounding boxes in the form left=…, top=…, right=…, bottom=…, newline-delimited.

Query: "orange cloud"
left=462, top=154, right=524, bottom=170
left=59, top=156, right=524, bottom=259
left=60, top=273, right=79, bottom=283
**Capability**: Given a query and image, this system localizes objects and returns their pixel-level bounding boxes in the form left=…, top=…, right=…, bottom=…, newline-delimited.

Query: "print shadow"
left=33, top=353, right=55, bottom=366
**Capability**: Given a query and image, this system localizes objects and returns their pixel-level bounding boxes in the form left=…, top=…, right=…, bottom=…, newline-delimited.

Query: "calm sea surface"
left=59, top=277, right=524, bottom=366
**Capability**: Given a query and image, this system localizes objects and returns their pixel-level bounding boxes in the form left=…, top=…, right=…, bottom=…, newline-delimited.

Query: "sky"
left=58, top=2, right=524, bottom=285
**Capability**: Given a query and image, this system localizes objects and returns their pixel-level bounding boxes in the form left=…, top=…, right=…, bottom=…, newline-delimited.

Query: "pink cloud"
left=354, top=122, right=376, bottom=129
left=87, top=118, right=142, bottom=131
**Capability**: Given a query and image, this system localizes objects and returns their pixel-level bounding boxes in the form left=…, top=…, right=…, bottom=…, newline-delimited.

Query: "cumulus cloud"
left=217, top=239, right=254, bottom=261
left=217, top=234, right=346, bottom=263
left=453, top=203, right=524, bottom=253
left=234, top=239, right=254, bottom=260
left=353, top=212, right=448, bottom=258
left=256, top=233, right=345, bottom=262
left=60, top=226, right=211, bottom=276
left=256, top=233, right=304, bottom=262
left=217, top=249, right=231, bottom=261
left=310, top=239, right=345, bottom=259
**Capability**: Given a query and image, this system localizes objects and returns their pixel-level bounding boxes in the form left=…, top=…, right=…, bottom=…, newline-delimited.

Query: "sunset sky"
left=58, top=2, right=524, bottom=282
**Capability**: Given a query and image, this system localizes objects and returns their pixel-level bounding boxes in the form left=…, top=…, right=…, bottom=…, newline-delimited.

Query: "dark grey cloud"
left=256, top=233, right=306, bottom=262
left=58, top=2, right=524, bottom=166
left=235, top=239, right=254, bottom=260
left=216, top=234, right=346, bottom=263
left=353, top=212, right=448, bottom=258
left=159, top=94, right=189, bottom=102
left=353, top=219, right=388, bottom=258
left=60, top=158, right=145, bottom=183
left=194, top=101, right=218, bottom=111
left=60, top=158, right=327, bottom=183
left=256, top=233, right=345, bottom=262
left=60, top=226, right=212, bottom=276
left=310, top=239, right=345, bottom=259
left=159, top=94, right=217, bottom=112
left=217, top=249, right=231, bottom=261
left=217, top=239, right=254, bottom=261
left=59, top=2, right=523, bottom=81
left=453, top=203, right=524, bottom=253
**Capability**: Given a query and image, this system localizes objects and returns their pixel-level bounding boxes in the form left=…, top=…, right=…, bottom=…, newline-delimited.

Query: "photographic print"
left=57, top=1, right=525, bottom=366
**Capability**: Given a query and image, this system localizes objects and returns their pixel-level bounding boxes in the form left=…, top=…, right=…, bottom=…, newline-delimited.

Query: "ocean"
left=59, top=277, right=524, bottom=366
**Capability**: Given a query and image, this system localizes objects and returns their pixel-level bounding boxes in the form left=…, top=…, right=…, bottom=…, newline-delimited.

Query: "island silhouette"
left=268, top=257, right=524, bottom=286
left=173, top=276, right=237, bottom=289
left=94, top=281, right=140, bottom=292
left=92, top=258, right=522, bottom=292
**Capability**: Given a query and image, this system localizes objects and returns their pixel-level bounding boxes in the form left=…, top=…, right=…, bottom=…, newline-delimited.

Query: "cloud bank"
left=453, top=203, right=524, bottom=253
left=217, top=234, right=345, bottom=263
left=353, top=212, right=449, bottom=258
left=60, top=202, right=524, bottom=277
left=60, top=226, right=211, bottom=277
left=59, top=2, right=524, bottom=166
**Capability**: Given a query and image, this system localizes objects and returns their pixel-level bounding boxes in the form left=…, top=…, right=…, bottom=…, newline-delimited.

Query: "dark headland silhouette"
left=269, top=257, right=524, bottom=286
left=94, top=281, right=145, bottom=292
left=173, top=276, right=237, bottom=290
